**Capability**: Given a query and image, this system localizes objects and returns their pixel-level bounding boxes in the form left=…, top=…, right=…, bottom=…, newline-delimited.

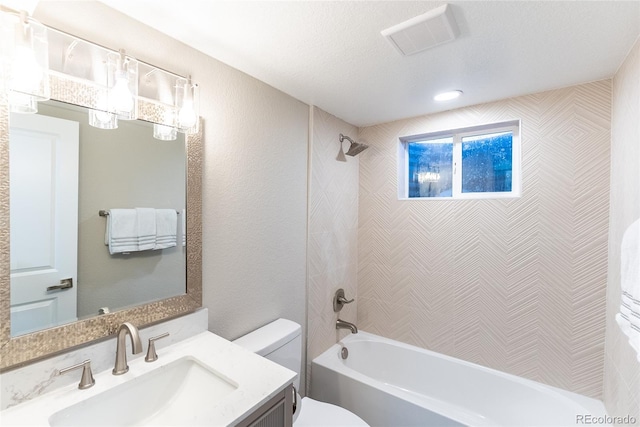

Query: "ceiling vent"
left=381, top=4, right=459, bottom=56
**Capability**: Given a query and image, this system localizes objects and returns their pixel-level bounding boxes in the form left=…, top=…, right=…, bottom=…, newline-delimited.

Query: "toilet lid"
left=294, top=397, right=369, bottom=427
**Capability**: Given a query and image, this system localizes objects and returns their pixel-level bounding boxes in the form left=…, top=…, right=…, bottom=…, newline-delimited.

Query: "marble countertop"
left=0, top=331, right=296, bottom=426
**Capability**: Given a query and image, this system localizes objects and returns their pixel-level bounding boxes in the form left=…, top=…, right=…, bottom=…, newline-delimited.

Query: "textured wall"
left=357, top=81, right=611, bottom=398
left=34, top=1, right=309, bottom=384
left=306, top=107, right=359, bottom=394
left=604, top=38, right=640, bottom=421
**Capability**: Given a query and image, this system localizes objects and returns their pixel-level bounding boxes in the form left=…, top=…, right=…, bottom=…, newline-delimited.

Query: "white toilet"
left=234, top=318, right=369, bottom=427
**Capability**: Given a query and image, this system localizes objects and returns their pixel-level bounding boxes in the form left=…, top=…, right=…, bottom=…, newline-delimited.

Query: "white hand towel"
left=136, top=208, right=157, bottom=251
left=615, top=217, right=640, bottom=361
left=106, top=209, right=138, bottom=255
left=154, top=209, right=177, bottom=250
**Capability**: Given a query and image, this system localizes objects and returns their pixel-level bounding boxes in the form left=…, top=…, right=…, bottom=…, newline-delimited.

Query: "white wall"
left=604, top=37, right=640, bottom=422
left=34, top=0, right=309, bottom=384
left=306, top=106, right=359, bottom=393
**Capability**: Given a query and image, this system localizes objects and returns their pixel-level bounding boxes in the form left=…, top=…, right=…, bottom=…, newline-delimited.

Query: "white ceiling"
left=98, top=0, right=639, bottom=127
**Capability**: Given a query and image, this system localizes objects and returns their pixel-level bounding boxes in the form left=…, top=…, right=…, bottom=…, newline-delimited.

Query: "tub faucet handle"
left=338, top=295, right=354, bottom=304
left=333, top=288, right=354, bottom=312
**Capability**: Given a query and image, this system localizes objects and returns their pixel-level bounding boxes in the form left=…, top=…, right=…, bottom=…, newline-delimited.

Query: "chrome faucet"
left=112, top=322, right=143, bottom=375
left=336, top=319, right=358, bottom=334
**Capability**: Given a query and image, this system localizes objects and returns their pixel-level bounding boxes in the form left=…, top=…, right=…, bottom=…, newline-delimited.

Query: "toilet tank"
left=233, top=318, right=302, bottom=390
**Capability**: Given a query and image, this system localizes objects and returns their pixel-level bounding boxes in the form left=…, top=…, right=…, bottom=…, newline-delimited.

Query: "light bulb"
left=433, top=90, right=463, bottom=102
left=178, top=99, right=196, bottom=129
left=111, top=75, right=133, bottom=114
left=106, top=50, right=137, bottom=120
left=176, top=77, right=198, bottom=132
left=11, top=45, right=43, bottom=94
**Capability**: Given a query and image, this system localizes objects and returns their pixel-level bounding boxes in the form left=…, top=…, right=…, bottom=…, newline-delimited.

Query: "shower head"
left=339, top=134, right=369, bottom=156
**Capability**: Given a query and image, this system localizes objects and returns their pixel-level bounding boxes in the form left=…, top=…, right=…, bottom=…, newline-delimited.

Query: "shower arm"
left=339, top=133, right=356, bottom=145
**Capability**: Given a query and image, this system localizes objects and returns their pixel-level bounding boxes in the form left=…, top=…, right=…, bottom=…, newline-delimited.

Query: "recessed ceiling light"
left=434, top=90, right=463, bottom=101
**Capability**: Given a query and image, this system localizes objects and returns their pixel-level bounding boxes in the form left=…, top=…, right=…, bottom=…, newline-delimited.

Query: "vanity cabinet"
left=237, top=384, right=294, bottom=427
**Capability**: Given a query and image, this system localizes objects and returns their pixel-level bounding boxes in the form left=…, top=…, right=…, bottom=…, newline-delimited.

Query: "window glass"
left=399, top=121, right=520, bottom=200
left=407, top=137, right=453, bottom=198
left=461, top=131, right=513, bottom=193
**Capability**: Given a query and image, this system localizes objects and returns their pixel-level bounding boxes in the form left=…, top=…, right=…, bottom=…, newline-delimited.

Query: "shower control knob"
left=333, top=288, right=355, bottom=312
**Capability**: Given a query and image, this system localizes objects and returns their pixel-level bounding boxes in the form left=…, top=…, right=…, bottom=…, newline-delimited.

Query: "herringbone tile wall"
left=357, top=81, right=611, bottom=398
left=604, top=39, right=640, bottom=421
left=306, top=107, right=359, bottom=394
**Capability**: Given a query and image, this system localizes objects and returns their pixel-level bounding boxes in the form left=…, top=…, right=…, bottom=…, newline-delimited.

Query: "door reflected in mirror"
left=9, top=100, right=186, bottom=337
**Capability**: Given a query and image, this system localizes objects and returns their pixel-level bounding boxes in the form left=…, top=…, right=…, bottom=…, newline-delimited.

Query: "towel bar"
left=99, top=209, right=180, bottom=217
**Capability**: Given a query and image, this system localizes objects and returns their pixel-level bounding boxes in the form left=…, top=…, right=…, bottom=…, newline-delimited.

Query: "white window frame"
left=398, top=120, right=521, bottom=200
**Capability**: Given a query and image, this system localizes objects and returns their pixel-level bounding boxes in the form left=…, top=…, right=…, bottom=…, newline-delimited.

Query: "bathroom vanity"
left=0, top=313, right=295, bottom=426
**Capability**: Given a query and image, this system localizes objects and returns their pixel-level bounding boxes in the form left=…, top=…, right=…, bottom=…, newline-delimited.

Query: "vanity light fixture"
left=1, top=10, right=50, bottom=113
left=107, top=49, right=138, bottom=120
left=434, top=90, right=462, bottom=102
left=176, top=76, right=199, bottom=134
left=1, top=8, right=199, bottom=136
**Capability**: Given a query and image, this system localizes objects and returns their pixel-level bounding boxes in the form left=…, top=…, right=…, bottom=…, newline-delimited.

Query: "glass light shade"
left=87, top=90, right=118, bottom=129
left=153, top=123, right=177, bottom=141
left=1, top=11, right=50, bottom=113
left=153, top=108, right=177, bottom=140
left=8, top=91, right=38, bottom=113
left=107, top=50, right=138, bottom=120
left=88, top=108, right=118, bottom=129
left=175, top=77, right=199, bottom=134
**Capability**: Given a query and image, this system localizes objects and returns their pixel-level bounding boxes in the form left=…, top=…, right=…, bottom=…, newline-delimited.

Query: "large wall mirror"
left=0, top=73, right=203, bottom=370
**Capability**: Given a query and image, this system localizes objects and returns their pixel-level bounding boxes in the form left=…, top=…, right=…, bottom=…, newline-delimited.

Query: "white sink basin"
left=48, top=356, right=238, bottom=426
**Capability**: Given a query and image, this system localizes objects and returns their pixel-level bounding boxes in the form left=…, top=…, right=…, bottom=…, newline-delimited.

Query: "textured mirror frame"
left=0, top=74, right=203, bottom=371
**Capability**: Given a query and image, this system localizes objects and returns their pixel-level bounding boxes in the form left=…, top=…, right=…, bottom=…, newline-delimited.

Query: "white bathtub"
left=310, top=332, right=609, bottom=427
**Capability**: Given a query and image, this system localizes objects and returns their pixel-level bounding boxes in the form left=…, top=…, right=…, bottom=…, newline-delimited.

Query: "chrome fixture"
left=99, top=209, right=180, bottom=217
left=333, top=288, right=355, bottom=312
left=145, top=332, right=170, bottom=362
left=46, top=277, right=73, bottom=292
left=341, top=346, right=349, bottom=359
left=339, top=134, right=369, bottom=157
left=113, top=322, right=142, bottom=375
left=336, top=319, right=358, bottom=334
left=58, top=359, right=95, bottom=389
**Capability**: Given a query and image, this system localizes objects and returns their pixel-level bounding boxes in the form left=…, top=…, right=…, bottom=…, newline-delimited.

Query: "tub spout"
left=336, top=319, right=358, bottom=334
